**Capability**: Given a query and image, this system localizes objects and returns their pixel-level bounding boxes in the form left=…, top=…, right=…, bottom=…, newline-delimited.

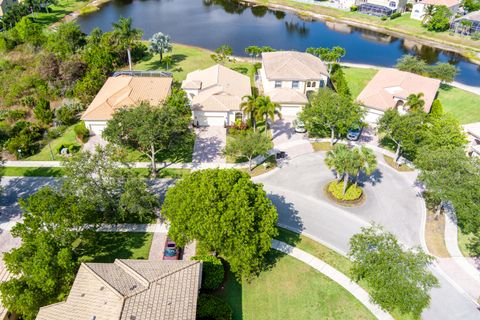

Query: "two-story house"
left=260, top=51, right=329, bottom=117
left=357, top=0, right=407, bottom=16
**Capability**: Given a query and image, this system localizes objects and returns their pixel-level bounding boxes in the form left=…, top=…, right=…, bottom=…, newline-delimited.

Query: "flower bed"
left=325, top=180, right=365, bottom=207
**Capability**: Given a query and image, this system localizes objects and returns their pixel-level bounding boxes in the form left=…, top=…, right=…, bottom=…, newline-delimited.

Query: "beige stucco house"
left=260, top=51, right=329, bottom=117
left=411, top=0, right=460, bottom=21
left=36, top=259, right=202, bottom=320
left=181, top=64, right=251, bottom=127
left=356, top=68, right=440, bottom=124
left=81, top=74, right=173, bottom=135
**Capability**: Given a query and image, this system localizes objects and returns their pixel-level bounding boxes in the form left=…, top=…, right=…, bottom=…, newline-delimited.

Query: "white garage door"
left=281, top=106, right=302, bottom=117
left=89, top=124, right=106, bottom=136
left=197, top=116, right=225, bottom=127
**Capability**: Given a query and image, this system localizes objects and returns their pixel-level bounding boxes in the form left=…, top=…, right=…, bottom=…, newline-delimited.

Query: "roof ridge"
left=115, top=259, right=150, bottom=289
left=82, top=263, right=126, bottom=299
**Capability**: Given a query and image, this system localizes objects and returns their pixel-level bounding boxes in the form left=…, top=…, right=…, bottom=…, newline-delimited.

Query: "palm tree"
left=422, top=5, right=435, bottom=24
left=240, top=94, right=258, bottom=131
left=112, top=16, right=143, bottom=47
left=353, top=146, right=377, bottom=186
left=255, top=95, right=281, bottom=135
left=406, top=93, right=425, bottom=112
left=325, top=144, right=357, bottom=195
left=163, top=55, right=172, bottom=70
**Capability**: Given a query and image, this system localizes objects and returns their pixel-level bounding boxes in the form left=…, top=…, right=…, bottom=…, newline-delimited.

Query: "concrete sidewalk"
left=272, top=239, right=393, bottom=320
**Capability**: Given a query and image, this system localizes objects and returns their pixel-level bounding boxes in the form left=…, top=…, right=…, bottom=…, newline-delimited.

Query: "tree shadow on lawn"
left=214, top=263, right=243, bottom=320
left=143, top=54, right=188, bottom=71
left=78, top=232, right=151, bottom=263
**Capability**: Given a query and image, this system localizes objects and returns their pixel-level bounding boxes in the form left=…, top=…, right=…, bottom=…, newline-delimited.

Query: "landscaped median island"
left=325, top=179, right=365, bottom=206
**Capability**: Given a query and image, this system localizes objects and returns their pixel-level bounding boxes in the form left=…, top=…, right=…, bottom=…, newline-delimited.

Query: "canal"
left=77, top=0, right=480, bottom=86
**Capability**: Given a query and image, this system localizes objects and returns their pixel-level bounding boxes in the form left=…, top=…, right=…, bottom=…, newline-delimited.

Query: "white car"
left=293, top=120, right=307, bottom=133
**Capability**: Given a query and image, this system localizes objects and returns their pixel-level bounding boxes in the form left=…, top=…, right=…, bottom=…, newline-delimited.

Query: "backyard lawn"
left=0, top=167, right=65, bottom=177
left=344, top=67, right=480, bottom=124
left=134, top=43, right=256, bottom=83
left=26, top=124, right=80, bottom=161
left=30, top=0, right=90, bottom=26
left=215, top=250, right=375, bottom=320
left=79, top=232, right=153, bottom=263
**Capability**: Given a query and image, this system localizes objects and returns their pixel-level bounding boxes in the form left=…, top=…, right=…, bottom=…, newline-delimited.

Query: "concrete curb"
left=271, top=239, right=394, bottom=320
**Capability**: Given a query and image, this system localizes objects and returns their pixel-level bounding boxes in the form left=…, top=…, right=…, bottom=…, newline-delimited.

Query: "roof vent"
left=100, top=286, right=105, bottom=291
left=130, top=316, right=136, bottom=320
left=130, top=285, right=137, bottom=291
left=81, top=293, right=85, bottom=297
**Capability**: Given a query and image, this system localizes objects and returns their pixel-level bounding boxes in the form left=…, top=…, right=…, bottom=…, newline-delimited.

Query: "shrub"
left=5, top=109, right=27, bottom=122
left=56, top=143, right=81, bottom=155
left=6, top=123, right=42, bottom=159
left=74, top=122, right=90, bottom=142
left=191, top=255, right=225, bottom=290
left=56, top=103, right=81, bottom=125
left=381, top=16, right=388, bottom=21
left=33, top=98, right=54, bottom=125
left=327, top=180, right=362, bottom=201
left=350, top=5, right=358, bottom=11
left=390, top=12, right=402, bottom=19
left=472, top=32, right=480, bottom=41
left=196, top=294, right=232, bottom=320
left=47, top=126, right=68, bottom=139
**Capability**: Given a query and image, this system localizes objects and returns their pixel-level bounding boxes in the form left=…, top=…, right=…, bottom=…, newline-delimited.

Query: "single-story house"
left=463, top=122, right=480, bottom=157
left=356, top=0, right=407, bottom=16
left=451, top=11, right=480, bottom=35
left=260, top=51, right=329, bottom=117
left=181, top=64, right=251, bottom=127
left=356, top=68, right=441, bottom=124
left=81, top=73, right=173, bottom=135
left=411, top=0, right=460, bottom=21
left=0, top=262, right=16, bottom=320
left=36, top=259, right=202, bottom=320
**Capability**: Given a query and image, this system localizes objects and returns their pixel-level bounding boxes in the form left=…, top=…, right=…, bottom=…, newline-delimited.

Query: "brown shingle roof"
left=36, top=260, right=202, bottom=320
left=262, top=51, right=329, bottom=81
left=81, top=75, right=173, bottom=121
left=356, top=68, right=440, bottom=113
left=181, top=64, right=251, bottom=112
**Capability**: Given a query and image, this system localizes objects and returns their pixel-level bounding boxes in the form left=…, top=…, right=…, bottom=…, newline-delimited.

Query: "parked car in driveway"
left=163, top=237, right=180, bottom=260
left=347, top=126, right=363, bottom=141
left=293, top=119, right=307, bottom=133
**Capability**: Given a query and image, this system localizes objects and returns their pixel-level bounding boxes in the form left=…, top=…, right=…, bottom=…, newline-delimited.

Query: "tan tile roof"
left=420, top=0, right=460, bottom=6
left=36, top=260, right=202, bottom=320
left=81, top=75, right=173, bottom=121
left=356, top=68, right=440, bottom=113
left=182, top=64, right=251, bottom=112
left=262, top=51, right=329, bottom=81
left=267, top=88, right=309, bottom=105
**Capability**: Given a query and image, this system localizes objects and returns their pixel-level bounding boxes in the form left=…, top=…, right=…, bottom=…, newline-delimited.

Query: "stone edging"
left=271, top=239, right=394, bottom=320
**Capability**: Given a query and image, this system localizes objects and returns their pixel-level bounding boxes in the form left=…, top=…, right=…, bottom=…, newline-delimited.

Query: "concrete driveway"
left=193, top=126, right=226, bottom=163
left=254, top=152, right=480, bottom=320
left=271, top=117, right=313, bottom=160
left=82, top=134, right=107, bottom=153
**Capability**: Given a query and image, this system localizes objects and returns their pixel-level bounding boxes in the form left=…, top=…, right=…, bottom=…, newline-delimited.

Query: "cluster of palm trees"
left=325, top=144, right=377, bottom=196
left=240, top=94, right=281, bottom=134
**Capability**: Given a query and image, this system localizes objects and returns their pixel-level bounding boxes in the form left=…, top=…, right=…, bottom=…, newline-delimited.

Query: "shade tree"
left=224, top=131, right=272, bottom=171
left=149, top=32, right=172, bottom=61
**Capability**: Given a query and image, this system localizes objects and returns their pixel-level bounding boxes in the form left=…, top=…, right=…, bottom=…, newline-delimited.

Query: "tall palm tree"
left=406, top=93, right=425, bottom=112
left=255, top=95, right=281, bottom=135
left=422, top=5, right=435, bottom=24
left=353, top=146, right=377, bottom=186
left=112, top=16, right=143, bottom=47
left=325, top=144, right=356, bottom=195
left=240, top=94, right=258, bottom=131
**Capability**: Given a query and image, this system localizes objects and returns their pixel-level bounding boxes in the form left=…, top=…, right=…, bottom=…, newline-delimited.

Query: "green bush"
left=56, top=143, right=81, bottom=155
left=5, top=109, right=27, bottom=122
left=472, top=32, right=480, bottom=41
left=196, top=294, right=232, bottom=320
left=327, top=180, right=362, bottom=201
left=350, top=5, right=358, bottom=11
left=33, top=98, right=53, bottom=125
left=381, top=16, right=388, bottom=21
left=390, top=12, right=402, bottom=19
left=56, top=103, right=81, bottom=126
left=191, top=255, right=225, bottom=290
left=74, top=122, right=90, bottom=142
left=47, top=126, right=68, bottom=139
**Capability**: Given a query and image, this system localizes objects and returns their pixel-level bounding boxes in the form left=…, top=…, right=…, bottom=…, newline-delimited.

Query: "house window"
left=389, top=1, right=396, bottom=7
left=311, top=81, right=317, bottom=87
left=292, top=81, right=299, bottom=89
left=275, top=81, right=282, bottom=88
left=235, top=112, right=243, bottom=121
left=319, top=80, right=324, bottom=88
left=307, top=81, right=311, bottom=87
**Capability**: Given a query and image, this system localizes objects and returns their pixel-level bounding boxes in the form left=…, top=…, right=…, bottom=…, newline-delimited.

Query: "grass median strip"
left=0, top=167, right=190, bottom=178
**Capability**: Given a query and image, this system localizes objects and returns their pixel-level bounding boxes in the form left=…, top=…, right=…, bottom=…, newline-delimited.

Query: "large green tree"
left=426, top=6, right=452, bottom=32
left=377, top=109, right=426, bottom=161
left=161, top=169, right=278, bottom=279
left=224, top=131, right=272, bottom=171
left=299, top=88, right=364, bottom=145
left=102, top=90, right=192, bottom=176
left=349, top=225, right=439, bottom=318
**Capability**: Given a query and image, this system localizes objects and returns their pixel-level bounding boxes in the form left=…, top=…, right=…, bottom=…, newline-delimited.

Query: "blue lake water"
left=77, top=0, right=480, bottom=86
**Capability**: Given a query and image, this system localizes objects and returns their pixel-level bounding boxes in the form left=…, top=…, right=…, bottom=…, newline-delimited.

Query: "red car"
left=163, top=237, right=180, bottom=260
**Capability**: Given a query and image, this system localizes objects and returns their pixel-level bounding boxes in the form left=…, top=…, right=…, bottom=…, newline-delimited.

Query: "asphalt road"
left=254, top=152, right=480, bottom=320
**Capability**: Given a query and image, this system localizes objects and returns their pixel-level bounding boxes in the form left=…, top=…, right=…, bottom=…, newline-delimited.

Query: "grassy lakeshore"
left=246, top=0, right=480, bottom=61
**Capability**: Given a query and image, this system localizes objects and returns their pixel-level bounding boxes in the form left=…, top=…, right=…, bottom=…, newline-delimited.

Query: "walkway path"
left=340, top=63, right=480, bottom=95
left=442, top=209, right=480, bottom=301
left=271, top=239, right=393, bottom=320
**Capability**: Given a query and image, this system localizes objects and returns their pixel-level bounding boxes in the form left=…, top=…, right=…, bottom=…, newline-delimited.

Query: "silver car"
left=293, top=120, right=307, bottom=133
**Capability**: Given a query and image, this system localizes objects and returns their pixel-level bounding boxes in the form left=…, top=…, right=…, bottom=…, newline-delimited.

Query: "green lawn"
left=0, top=167, right=65, bottom=177
left=134, top=43, right=256, bottom=83
left=26, top=124, right=80, bottom=161
left=458, top=229, right=476, bottom=258
left=343, top=67, right=378, bottom=99
left=275, top=228, right=416, bottom=320
left=79, top=232, right=153, bottom=263
left=30, top=0, right=90, bottom=27
left=215, top=251, right=375, bottom=320
left=437, top=85, right=480, bottom=124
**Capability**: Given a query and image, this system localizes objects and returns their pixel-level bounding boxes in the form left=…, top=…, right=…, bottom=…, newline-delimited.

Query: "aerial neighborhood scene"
left=1, top=0, right=480, bottom=319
